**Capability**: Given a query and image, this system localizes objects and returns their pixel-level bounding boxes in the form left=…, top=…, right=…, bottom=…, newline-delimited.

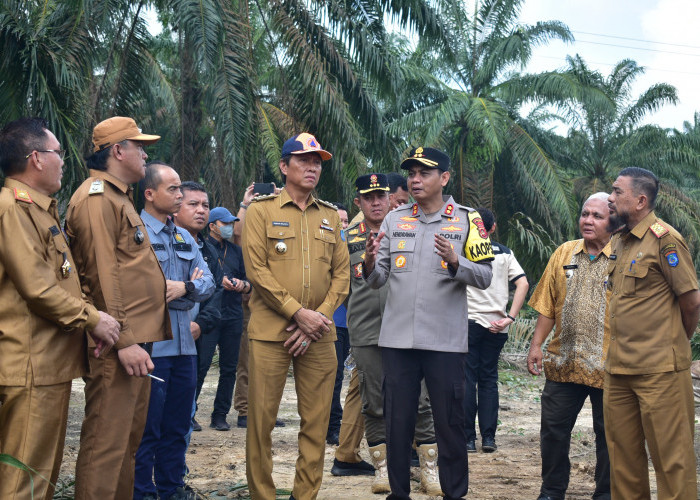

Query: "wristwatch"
left=240, top=202, right=248, bottom=209
left=184, top=280, right=195, bottom=296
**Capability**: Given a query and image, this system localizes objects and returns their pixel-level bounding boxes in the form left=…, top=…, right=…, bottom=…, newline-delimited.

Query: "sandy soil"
left=57, top=364, right=699, bottom=499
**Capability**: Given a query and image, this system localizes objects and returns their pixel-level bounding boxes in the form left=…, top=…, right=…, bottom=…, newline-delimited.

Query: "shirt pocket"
left=621, top=263, right=649, bottom=296
left=389, top=237, right=415, bottom=273
left=314, top=228, right=336, bottom=263
left=267, top=226, right=296, bottom=261
left=49, top=229, right=71, bottom=280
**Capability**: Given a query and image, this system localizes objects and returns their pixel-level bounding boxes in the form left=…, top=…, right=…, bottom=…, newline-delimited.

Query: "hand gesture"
left=434, top=234, right=458, bottom=269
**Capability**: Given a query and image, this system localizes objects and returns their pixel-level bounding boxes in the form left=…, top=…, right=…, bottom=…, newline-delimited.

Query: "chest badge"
left=61, top=252, right=72, bottom=278
left=275, top=241, right=288, bottom=254
left=395, top=255, right=407, bottom=268
left=134, top=227, right=145, bottom=244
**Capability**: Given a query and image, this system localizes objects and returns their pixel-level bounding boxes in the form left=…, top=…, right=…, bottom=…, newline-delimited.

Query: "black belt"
left=138, top=342, right=153, bottom=355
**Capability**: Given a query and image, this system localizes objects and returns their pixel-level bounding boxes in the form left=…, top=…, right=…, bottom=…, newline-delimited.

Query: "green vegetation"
left=2, top=0, right=700, bottom=277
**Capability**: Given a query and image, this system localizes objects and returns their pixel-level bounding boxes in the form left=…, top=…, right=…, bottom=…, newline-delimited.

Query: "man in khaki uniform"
left=66, top=117, right=171, bottom=499
left=0, top=117, right=120, bottom=499
left=605, top=167, right=700, bottom=500
left=242, top=133, right=350, bottom=500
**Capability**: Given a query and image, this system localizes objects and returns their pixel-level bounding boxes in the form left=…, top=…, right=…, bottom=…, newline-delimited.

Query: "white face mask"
left=217, top=223, right=234, bottom=240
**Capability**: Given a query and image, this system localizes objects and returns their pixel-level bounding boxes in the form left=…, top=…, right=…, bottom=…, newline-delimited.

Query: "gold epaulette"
left=649, top=221, right=669, bottom=238
left=251, top=193, right=279, bottom=203
left=317, top=199, right=337, bottom=210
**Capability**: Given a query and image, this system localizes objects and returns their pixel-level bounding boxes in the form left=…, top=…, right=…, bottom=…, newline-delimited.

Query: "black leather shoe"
left=330, top=458, right=375, bottom=476
left=191, top=418, right=202, bottom=432
left=326, top=431, right=339, bottom=445
left=275, top=418, right=286, bottom=427
left=466, top=439, right=476, bottom=453
left=210, top=414, right=230, bottom=431
left=537, top=495, right=556, bottom=500
left=482, top=436, right=497, bottom=452
left=237, top=415, right=247, bottom=428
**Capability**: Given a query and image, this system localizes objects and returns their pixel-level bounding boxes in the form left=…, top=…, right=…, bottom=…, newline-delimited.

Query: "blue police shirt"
left=141, top=210, right=215, bottom=357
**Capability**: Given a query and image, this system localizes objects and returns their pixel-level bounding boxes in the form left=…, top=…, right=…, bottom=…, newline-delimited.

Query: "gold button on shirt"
left=66, top=170, right=171, bottom=348
left=242, top=189, right=350, bottom=342
left=0, top=179, right=100, bottom=386
left=605, top=212, right=698, bottom=375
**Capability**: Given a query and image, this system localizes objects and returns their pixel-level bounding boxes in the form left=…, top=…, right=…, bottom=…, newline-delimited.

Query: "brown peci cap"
left=92, top=117, right=160, bottom=152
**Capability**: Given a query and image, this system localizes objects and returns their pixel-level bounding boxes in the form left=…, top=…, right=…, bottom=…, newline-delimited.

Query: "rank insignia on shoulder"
left=359, top=222, right=366, bottom=234
left=649, top=222, right=669, bottom=238
left=666, top=251, right=679, bottom=267
left=88, top=179, right=104, bottom=195
left=252, top=193, right=278, bottom=202
left=174, top=233, right=186, bottom=243
left=317, top=199, right=338, bottom=209
left=348, top=228, right=359, bottom=235
left=13, top=188, right=33, bottom=203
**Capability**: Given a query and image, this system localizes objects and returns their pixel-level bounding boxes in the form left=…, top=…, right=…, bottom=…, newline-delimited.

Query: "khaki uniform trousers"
left=0, top=371, right=71, bottom=500
left=335, top=367, right=365, bottom=463
left=604, top=370, right=697, bottom=500
left=74, top=350, right=151, bottom=500
left=246, top=339, right=336, bottom=500
left=233, top=305, right=251, bottom=417
left=354, top=345, right=435, bottom=444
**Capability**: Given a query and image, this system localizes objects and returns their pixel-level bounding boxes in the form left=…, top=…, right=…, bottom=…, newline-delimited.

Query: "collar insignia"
left=411, top=204, right=418, bottom=216
left=13, top=188, right=33, bottom=203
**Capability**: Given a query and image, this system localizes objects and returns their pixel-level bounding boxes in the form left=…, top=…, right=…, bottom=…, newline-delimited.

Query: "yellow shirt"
left=529, top=239, right=612, bottom=389
left=606, top=212, right=698, bottom=375
left=242, top=189, right=350, bottom=342
left=0, top=179, right=100, bottom=386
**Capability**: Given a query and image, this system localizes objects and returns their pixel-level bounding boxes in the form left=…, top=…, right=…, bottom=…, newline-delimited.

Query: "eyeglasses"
left=25, top=149, right=66, bottom=160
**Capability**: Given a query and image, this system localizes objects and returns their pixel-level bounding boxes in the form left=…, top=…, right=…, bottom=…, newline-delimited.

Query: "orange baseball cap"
left=281, top=133, right=332, bottom=161
left=92, top=117, right=160, bottom=152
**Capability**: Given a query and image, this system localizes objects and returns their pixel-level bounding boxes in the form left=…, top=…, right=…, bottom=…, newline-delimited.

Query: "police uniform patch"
left=272, top=221, right=290, bottom=227
left=359, top=222, right=366, bottom=234
left=440, top=225, right=461, bottom=232
left=174, top=233, right=186, bottom=244
left=348, top=228, right=359, bottom=235
left=13, top=188, right=33, bottom=203
left=649, top=222, right=669, bottom=238
left=349, top=236, right=366, bottom=244
left=472, top=216, right=488, bottom=239
left=353, top=262, right=363, bottom=278
left=400, top=216, right=418, bottom=222
left=465, top=211, right=494, bottom=262
left=411, top=204, right=418, bottom=216
left=397, top=240, right=406, bottom=249
left=88, top=179, right=105, bottom=195
left=395, top=255, right=407, bottom=268
left=661, top=243, right=676, bottom=257
left=397, top=223, right=416, bottom=230
left=444, top=204, right=454, bottom=216
left=666, top=251, right=679, bottom=267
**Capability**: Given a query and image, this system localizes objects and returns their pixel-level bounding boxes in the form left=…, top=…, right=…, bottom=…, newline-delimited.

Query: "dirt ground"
left=58, top=364, right=700, bottom=499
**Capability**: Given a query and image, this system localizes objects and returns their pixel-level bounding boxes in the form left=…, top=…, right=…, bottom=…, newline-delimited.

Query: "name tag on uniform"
left=152, top=243, right=166, bottom=251
left=272, top=221, right=289, bottom=227
left=174, top=243, right=192, bottom=252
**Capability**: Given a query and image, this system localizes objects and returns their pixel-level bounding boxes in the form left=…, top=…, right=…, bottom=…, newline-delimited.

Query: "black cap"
left=400, top=147, right=449, bottom=172
left=355, top=173, right=390, bottom=194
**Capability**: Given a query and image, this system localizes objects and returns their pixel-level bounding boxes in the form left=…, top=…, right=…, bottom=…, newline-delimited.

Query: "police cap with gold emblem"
left=400, top=147, right=449, bottom=172
left=355, top=173, right=390, bottom=194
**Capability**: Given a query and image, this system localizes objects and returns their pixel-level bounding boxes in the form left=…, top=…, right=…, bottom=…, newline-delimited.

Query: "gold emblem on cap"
left=275, top=241, right=288, bottom=254
left=414, top=146, right=424, bottom=158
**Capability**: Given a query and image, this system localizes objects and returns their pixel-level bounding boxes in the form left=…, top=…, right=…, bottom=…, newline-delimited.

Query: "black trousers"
left=327, top=326, right=350, bottom=435
left=382, top=347, right=468, bottom=500
left=540, top=380, right=610, bottom=500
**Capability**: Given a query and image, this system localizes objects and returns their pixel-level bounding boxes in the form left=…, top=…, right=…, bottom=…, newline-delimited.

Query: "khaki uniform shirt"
left=365, top=197, right=493, bottom=353
left=529, top=239, right=612, bottom=389
left=0, top=179, right=100, bottom=386
left=346, top=220, right=389, bottom=346
left=606, top=212, right=698, bottom=375
left=66, top=170, right=170, bottom=349
left=242, top=189, right=350, bottom=342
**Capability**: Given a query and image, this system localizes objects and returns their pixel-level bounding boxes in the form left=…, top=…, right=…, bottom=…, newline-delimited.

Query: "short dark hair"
left=387, top=172, right=407, bottom=194
left=85, top=143, right=117, bottom=172
left=0, top=117, right=50, bottom=176
left=334, top=201, right=347, bottom=212
left=476, top=207, right=495, bottom=232
left=180, top=180, right=207, bottom=196
left=618, top=167, right=659, bottom=209
left=144, top=161, right=170, bottom=190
